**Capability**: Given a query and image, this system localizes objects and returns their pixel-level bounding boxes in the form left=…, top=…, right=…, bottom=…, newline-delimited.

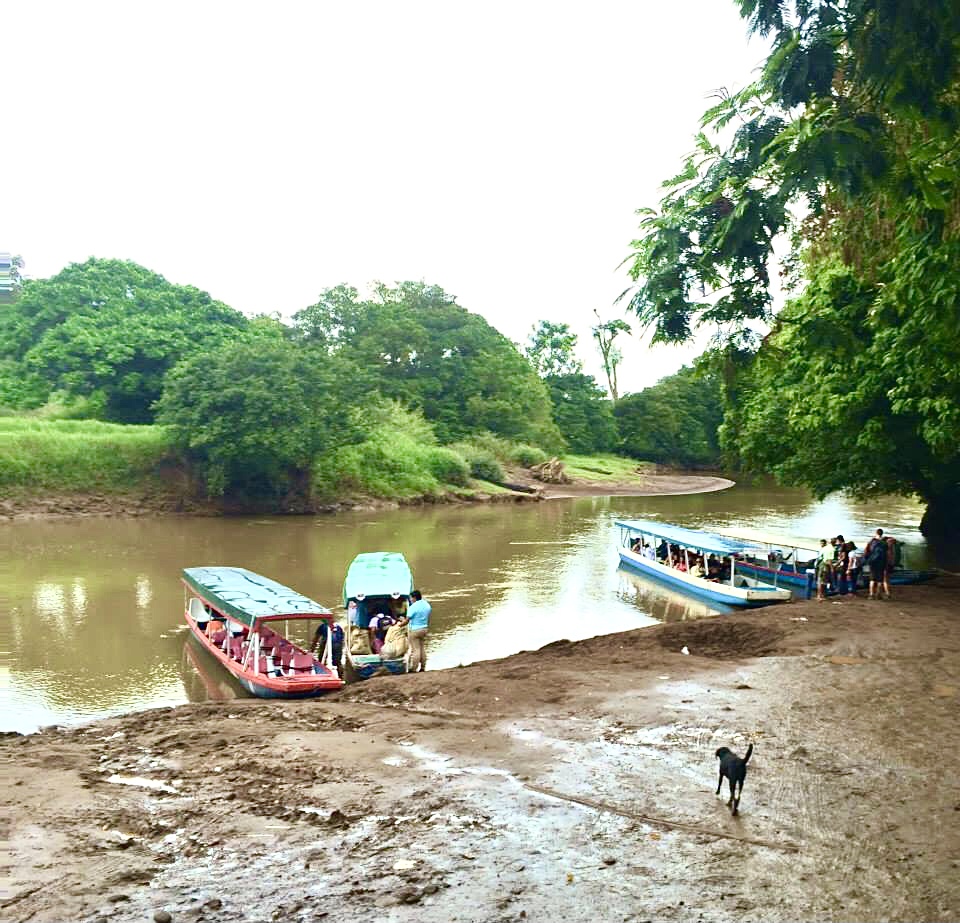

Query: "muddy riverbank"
left=4, top=579, right=958, bottom=922
left=0, top=474, right=734, bottom=521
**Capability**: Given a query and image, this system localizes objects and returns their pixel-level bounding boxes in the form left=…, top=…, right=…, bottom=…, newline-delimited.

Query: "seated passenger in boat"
left=706, top=556, right=723, bottom=581
left=643, top=544, right=656, bottom=561
left=675, top=557, right=688, bottom=573
left=690, top=558, right=706, bottom=579
left=380, top=614, right=409, bottom=660
left=368, top=608, right=395, bottom=654
left=656, top=540, right=669, bottom=561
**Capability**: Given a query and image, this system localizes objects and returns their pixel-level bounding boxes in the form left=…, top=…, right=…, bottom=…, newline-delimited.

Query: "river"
left=1, top=483, right=944, bottom=733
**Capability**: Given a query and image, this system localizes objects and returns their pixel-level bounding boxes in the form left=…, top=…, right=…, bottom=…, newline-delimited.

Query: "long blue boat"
left=615, top=519, right=792, bottom=608
left=708, top=530, right=937, bottom=590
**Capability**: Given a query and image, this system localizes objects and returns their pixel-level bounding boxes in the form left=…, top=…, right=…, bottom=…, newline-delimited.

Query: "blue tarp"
left=615, top=519, right=765, bottom=557
left=182, top=566, right=331, bottom=628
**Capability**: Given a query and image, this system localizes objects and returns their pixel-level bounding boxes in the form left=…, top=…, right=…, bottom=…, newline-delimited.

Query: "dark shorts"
left=869, top=561, right=885, bottom=581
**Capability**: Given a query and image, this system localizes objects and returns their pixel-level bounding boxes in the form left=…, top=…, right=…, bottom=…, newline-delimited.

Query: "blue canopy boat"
left=708, top=528, right=937, bottom=590
left=342, top=552, right=414, bottom=680
left=181, top=566, right=343, bottom=698
left=615, top=519, right=792, bottom=608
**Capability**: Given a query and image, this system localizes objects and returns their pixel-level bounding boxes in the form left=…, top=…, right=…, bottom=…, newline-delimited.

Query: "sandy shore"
left=4, top=579, right=959, bottom=923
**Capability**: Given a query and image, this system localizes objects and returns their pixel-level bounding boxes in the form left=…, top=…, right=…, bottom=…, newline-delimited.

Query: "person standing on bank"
left=406, top=590, right=432, bottom=673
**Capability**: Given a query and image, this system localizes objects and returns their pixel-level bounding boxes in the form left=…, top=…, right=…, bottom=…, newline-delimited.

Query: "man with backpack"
left=864, top=529, right=892, bottom=600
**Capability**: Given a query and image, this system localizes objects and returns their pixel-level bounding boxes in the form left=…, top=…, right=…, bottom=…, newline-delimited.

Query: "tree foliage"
left=524, top=321, right=582, bottom=377
left=0, top=258, right=248, bottom=422
left=624, top=0, right=960, bottom=533
left=615, top=365, right=723, bottom=468
left=156, top=340, right=358, bottom=498
left=294, top=282, right=563, bottom=449
left=545, top=373, right=618, bottom=455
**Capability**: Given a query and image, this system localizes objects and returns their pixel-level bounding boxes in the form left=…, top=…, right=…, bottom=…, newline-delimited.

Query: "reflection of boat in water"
left=181, top=567, right=343, bottom=698
left=181, top=639, right=240, bottom=702
left=616, top=566, right=733, bottom=621
left=616, top=519, right=792, bottom=608
left=343, top=552, right=413, bottom=681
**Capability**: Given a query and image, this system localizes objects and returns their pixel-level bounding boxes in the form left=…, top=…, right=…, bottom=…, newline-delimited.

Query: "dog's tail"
left=743, top=743, right=754, bottom=764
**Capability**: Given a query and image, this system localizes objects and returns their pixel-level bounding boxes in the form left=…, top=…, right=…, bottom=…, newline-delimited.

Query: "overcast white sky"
left=2, top=1, right=766, bottom=395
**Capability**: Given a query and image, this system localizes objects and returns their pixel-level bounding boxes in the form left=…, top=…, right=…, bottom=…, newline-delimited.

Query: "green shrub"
left=449, top=440, right=505, bottom=483
left=510, top=443, right=549, bottom=467
left=424, top=446, right=470, bottom=486
left=311, top=400, right=469, bottom=499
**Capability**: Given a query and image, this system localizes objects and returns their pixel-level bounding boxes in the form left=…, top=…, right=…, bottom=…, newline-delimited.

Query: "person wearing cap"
left=406, top=590, right=431, bottom=673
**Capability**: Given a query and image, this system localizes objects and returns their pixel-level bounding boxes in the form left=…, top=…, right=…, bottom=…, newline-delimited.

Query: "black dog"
left=715, top=743, right=753, bottom=815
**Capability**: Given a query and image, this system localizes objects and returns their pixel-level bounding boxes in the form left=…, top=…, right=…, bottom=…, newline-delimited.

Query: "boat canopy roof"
left=615, top=519, right=766, bottom=557
left=343, top=552, right=413, bottom=604
left=182, top=566, right=331, bottom=629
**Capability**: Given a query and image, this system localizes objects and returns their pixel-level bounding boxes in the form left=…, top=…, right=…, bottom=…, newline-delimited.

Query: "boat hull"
left=185, top=616, right=342, bottom=699
left=346, top=654, right=408, bottom=681
left=618, top=550, right=791, bottom=608
left=735, top=560, right=936, bottom=589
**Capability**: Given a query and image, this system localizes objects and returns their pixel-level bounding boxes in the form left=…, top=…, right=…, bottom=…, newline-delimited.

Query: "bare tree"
left=592, top=309, right=630, bottom=402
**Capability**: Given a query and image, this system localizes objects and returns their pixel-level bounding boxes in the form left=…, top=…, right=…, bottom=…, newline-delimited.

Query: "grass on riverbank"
left=0, top=418, right=171, bottom=493
left=561, top=453, right=654, bottom=482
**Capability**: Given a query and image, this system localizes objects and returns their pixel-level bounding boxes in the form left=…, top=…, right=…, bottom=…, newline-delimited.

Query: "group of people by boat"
left=343, top=589, right=432, bottom=672
left=814, top=528, right=900, bottom=600
left=181, top=555, right=433, bottom=698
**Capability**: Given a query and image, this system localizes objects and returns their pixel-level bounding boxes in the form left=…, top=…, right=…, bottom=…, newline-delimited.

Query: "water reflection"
left=0, top=482, right=947, bottom=733
left=615, top=567, right=734, bottom=621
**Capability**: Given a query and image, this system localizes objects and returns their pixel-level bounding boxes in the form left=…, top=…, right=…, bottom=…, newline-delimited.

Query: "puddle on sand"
left=107, top=774, right=181, bottom=794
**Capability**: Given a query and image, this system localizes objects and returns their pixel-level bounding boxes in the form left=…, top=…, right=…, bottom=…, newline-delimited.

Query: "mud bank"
left=0, top=474, right=734, bottom=521
left=4, top=580, right=959, bottom=923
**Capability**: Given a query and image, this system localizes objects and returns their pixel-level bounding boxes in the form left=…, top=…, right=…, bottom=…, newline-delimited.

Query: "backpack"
left=866, top=541, right=886, bottom=566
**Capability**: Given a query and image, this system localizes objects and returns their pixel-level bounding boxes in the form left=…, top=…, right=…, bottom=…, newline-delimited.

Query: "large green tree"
left=615, top=365, right=723, bottom=467
left=1, top=258, right=248, bottom=422
left=156, top=340, right=358, bottom=499
left=523, top=320, right=618, bottom=453
left=623, top=0, right=960, bottom=535
left=295, top=282, right=563, bottom=449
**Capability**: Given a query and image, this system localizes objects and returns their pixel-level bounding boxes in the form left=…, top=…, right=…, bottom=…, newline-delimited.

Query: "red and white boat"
left=181, top=566, right=344, bottom=698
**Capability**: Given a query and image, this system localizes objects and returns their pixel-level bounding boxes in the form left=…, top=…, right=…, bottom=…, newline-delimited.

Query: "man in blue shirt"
left=406, top=590, right=431, bottom=673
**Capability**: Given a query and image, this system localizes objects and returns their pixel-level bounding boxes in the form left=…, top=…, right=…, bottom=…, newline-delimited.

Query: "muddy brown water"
left=0, top=484, right=942, bottom=733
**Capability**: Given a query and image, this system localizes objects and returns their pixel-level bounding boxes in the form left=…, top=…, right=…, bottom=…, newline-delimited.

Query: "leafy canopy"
left=524, top=321, right=582, bottom=378
left=624, top=0, right=960, bottom=346
left=295, top=282, right=563, bottom=450
left=623, top=0, right=960, bottom=533
left=615, top=364, right=723, bottom=468
left=155, top=340, right=358, bottom=498
left=1, top=258, right=248, bottom=422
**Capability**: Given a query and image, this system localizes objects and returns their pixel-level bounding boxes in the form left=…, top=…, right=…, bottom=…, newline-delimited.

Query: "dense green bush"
left=449, top=440, right=506, bottom=483
left=424, top=446, right=470, bottom=486
left=510, top=443, right=549, bottom=467
left=311, top=400, right=470, bottom=499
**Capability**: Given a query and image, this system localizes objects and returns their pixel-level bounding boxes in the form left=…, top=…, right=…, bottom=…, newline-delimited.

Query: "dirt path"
left=5, top=581, right=959, bottom=923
